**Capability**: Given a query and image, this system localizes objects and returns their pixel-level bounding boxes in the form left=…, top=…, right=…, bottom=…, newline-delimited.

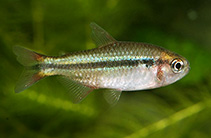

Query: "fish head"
left=158, top=51, right=190, bottom=86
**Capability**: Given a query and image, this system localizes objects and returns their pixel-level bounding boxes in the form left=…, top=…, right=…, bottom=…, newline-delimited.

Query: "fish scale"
left=41, top=42, right=165, bottom=90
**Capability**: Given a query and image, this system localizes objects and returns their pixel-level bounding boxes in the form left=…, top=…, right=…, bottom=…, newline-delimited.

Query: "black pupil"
left=175, top=62, right=181, bottom=70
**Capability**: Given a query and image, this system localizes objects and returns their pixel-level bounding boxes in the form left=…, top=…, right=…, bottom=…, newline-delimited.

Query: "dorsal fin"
left=90, top=22, right=117, bottom=47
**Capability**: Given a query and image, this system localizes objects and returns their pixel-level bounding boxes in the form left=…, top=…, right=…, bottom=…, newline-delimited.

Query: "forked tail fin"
left=13, top=46, right=46, bottom=93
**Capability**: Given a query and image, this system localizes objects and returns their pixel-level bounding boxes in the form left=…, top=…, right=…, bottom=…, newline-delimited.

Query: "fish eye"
left=171, top=58, right=184, bottom=73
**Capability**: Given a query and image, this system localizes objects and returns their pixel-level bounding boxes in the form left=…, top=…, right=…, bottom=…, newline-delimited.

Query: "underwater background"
left=0, top=0, right=211, bottom=138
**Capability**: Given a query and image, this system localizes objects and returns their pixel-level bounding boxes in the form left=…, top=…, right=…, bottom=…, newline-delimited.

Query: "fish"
left=13, top=22, right=190, bottom=105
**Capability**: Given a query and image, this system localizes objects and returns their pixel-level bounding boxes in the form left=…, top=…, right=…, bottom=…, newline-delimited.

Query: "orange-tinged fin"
left=13, top=46, right=44, bottom=66
left=13, top=46, right=46, bottom=93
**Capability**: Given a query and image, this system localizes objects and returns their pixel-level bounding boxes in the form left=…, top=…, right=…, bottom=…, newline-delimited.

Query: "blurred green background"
left=1, top=0, right=211, bottom=138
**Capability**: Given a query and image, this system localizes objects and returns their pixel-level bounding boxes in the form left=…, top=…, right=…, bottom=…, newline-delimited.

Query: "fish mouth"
left=184, top=63, right=190, bottom=75
left=183, top=59, right=190, bottom=74
left=186, top=67, right=190, bottom=74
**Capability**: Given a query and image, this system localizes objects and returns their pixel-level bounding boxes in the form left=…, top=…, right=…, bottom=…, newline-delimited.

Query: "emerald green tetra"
left=14, top=23, right=190, bottom=105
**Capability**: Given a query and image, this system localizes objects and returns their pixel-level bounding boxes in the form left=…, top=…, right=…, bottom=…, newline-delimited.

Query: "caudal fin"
left=13, top=46, right=46, bottom=93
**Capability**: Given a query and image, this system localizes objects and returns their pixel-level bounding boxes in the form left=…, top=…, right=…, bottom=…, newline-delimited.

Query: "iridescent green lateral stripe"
left=42, top=58, right=155, bottom=70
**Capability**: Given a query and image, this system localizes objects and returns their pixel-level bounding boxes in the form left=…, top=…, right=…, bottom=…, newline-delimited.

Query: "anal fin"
left=59, top=77, right=93, bottom=103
